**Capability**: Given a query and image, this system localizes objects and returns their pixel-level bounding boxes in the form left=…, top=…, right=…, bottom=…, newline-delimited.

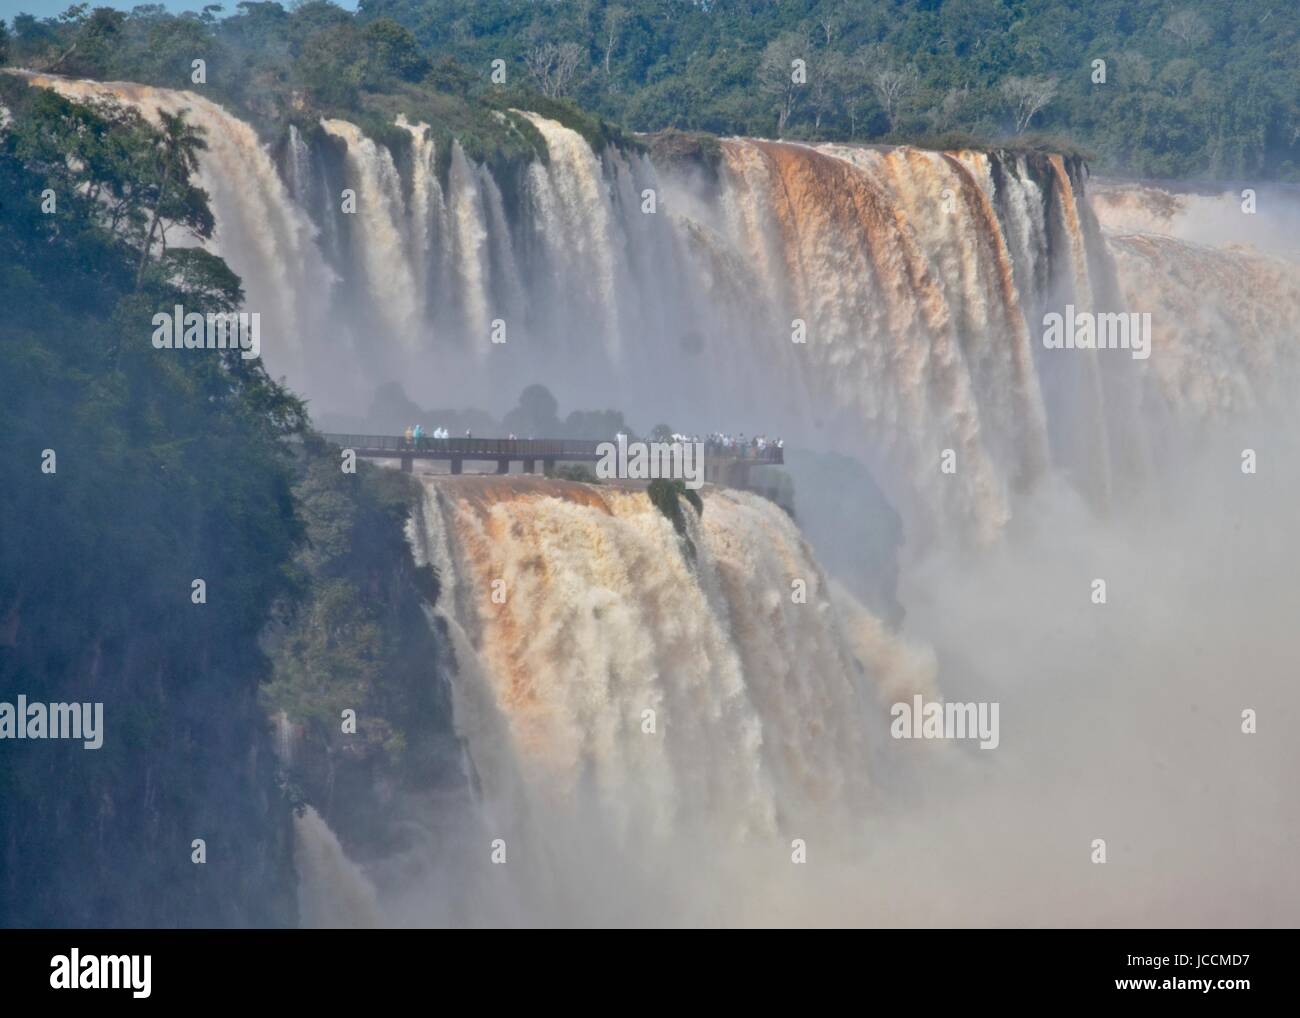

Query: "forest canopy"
left=2, top=1, right=1298, bottom=178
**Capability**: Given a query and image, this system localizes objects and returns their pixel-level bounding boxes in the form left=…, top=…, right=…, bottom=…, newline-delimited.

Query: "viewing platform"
left=320, top=433, right=783, bottom=484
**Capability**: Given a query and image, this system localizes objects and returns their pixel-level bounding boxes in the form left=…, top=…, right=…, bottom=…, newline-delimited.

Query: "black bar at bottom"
left=0, top=930, right=1287, bottom=1006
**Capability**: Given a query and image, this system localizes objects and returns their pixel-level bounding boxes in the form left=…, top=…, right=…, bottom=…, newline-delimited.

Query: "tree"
left=601, top=5, right=629, bottom=79
left=841, top=48, right=876, bottom=137
left=161, top=246, right=244, bottom=312
left=425, top=55, right=474, bottom=98
left=756, top=33, right=807, bottom=137
left=136, top=108, right=210, bottom=287
left=1163, top=9, right=1210, bottom=49
left=1001, top=74, right=1057, bottom=134
left=363, top=18, right=429, bottom=86
left=936, top=86, right=972, bottom=133
left=524, top=42, right=586, bottom=99
left=1116, top=49, right=1154, bottom=87
left=1157, top=58, right=1198, bottom=100
left=503, top=384, right=561, bottom=437
left=809, top=51, right=846, bottom=132
left=871, top=62, right=919, bottom=132
left=47, top=6, right=128, bottom=76
left=5, top=0, right=1298, bottom=195
left=817, top=11, right=839, bottom=47
left=296, top=23, right=365, bottom=107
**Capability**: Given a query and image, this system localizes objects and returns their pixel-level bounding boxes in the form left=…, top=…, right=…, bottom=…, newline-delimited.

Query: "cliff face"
left=0, top=444, right=467, bottom=929
left=261, top=449, right=465, bottom=878
left=0, top=627, right=297, bottom=928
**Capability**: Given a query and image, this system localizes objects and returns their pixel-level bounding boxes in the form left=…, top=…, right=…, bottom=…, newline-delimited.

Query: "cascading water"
left=19, top=74, right=335, bottom=381
left=408, top=478, right=880, bottom=828
left=1091, top=181, right=1300, bottom=420
left=445, top=140, right=495, bottom=344
left=399, top=475, right=932, bottom=924
left=16, top=70, right=1295, bottom=545
left=320, top=118, right=423, bottom=343
left=293, top=806, right=382, bottom=929
left=517, top=111, right=625, bottom=353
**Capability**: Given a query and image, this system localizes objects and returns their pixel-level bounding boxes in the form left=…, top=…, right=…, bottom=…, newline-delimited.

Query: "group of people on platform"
left=402, top=424, right=458, bottom=448
left=613, top=430, right=783, bottom=456
left=397, top=426, right=782, bottom=455
left=708, top=433, right=783, bottom=453
left=697, top=433, right=784, bottom=455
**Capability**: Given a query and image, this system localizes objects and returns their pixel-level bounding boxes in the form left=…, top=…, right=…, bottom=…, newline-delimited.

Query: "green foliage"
left=363, top=17, right=429, bottom=86
left=0, top=3, right=589, bottom=173
left=0, top=76, right=306, bottom=926
left=261, top=447, right=448, bottom=775
left=646, top=478, right=702, bottom=559
left=258, top=440, right=460, bottom=861
left=0, top=78, right=462, bottom=893
left=355, top=0, right=1298, bottom=180
left=296, top=20, right=367, bottom=107
left=9, top=1, right=1275, bottom=177
left=340, top=84, right=545, bottom=178
left=486, top=89, right=641, bottom=154
left=425, top=54, right=475, bottom=98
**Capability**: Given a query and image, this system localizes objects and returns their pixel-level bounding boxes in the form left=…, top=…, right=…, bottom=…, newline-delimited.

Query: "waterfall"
left=397, top=474, right=937, bottom=923
left=446, top=141, right=493, bottom=345
left=410, top=477, right=877, bottom=833
left=1104, top=232, right=1300, bottom=417
left=14, top=71, right=1297, bottom=545
left=21, top=74, right=334, bottom=377
left=717, top=140, right=1059, bottom=540
left=320, top=118, right=422, bottom=344
left=285, top=124, right=312, bottom=204
left=293, top=806, right=381, bottom=929
left=517, top=111, right=625, bottom=355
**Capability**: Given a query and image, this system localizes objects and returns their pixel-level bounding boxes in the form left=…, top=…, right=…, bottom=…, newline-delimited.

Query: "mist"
left=288, top=401, right=1300, bottom=929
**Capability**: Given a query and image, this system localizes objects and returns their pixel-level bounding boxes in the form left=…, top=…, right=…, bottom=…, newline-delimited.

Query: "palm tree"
left=135, top=109, right=207, bottom=288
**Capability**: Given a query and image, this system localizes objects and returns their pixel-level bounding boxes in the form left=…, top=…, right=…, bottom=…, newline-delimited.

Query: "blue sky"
left=1, top=1, right=356, bottom=20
